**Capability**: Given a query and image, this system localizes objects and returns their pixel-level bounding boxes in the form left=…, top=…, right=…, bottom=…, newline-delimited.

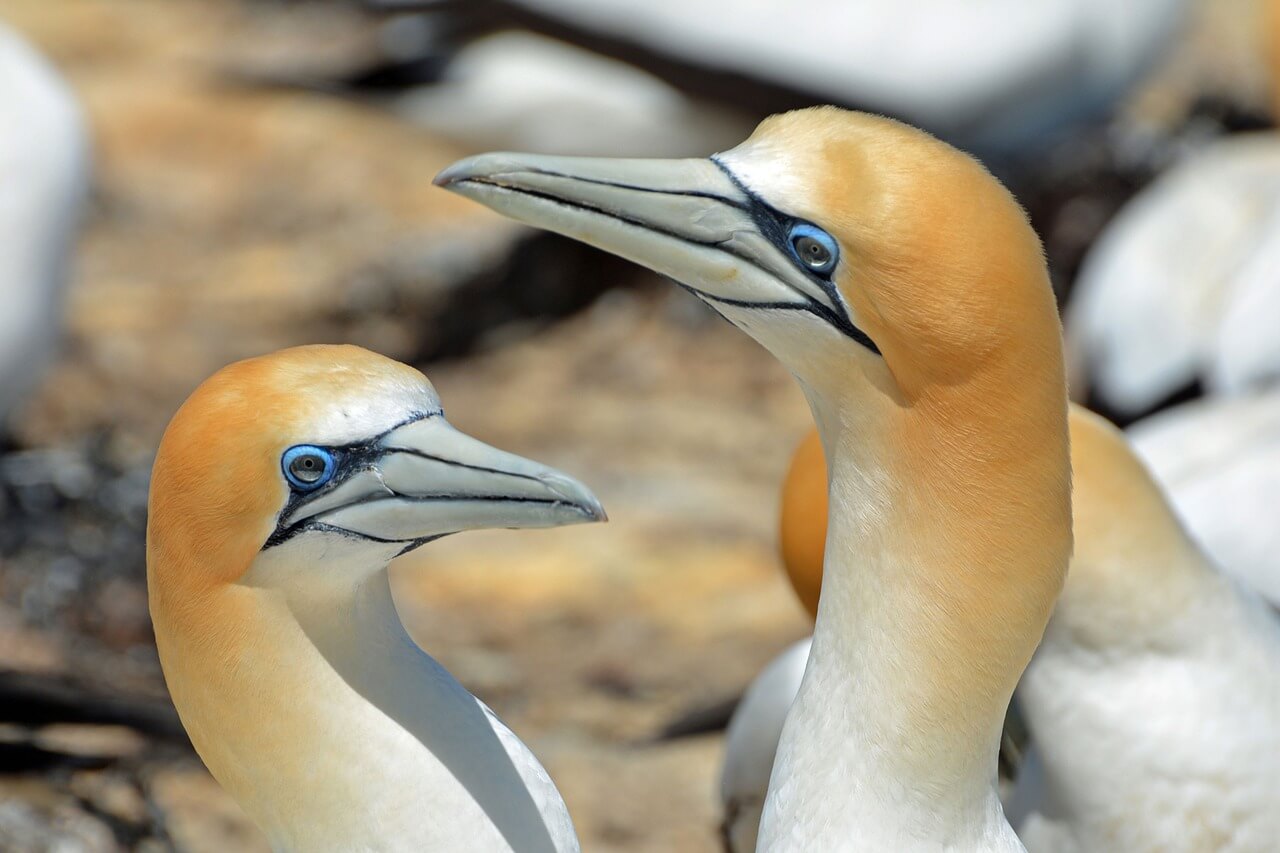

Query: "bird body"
left=439, top=106, right=1073, bottom=851
left=1014, top=409, right=1280, bottom=853
left=388, top=31, right=750, bottom=157
left=724, top=405, right=1280, bottom=851
left=1129, top=391, right=1280, bottom=606
left=1067, top=134, right=1280, bottom=416
left=418, top=0, right=1186, bottom=156
left=719, top=637, right=810, bottom=853
left=0, top=21, right=89, bottom=428
left=148, top=346, right=601, bottom=852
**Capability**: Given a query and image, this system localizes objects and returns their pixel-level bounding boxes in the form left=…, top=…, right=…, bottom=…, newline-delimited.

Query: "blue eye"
left=282, top=445, right=336, bottom=492
left=788, top=223, right=839, bottom=275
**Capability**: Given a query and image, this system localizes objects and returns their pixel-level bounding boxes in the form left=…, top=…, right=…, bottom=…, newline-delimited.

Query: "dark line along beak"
left=270, top=417, right=605, bottom=550
left=432, top=152, right=862, bottom=337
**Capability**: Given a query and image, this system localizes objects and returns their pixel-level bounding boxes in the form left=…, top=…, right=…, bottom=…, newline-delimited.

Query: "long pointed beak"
left=274, top=417, right=605, bottom=548
left=433, top=152, right=854, bottom=331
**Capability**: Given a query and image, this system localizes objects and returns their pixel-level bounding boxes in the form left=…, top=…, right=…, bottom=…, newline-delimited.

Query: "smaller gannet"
left=437, top=106, right=1074, bottom=851
left=0, top=21, right=89, bottom=430
left=1066, top=134, right=1280, bottom=417
left=148, top=345, right=604, bottom=852
left=1014, top=408, right=1280, bottom=852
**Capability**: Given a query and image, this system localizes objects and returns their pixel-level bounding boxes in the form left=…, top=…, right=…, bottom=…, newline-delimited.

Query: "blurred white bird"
left=1067, top=134, right=1280, bottom=418
left=719, top=637, right=810, bottom=853
left=384, top=30, right=752, bottom=157
left=1129, top=390, right=1280, bottom=606
left=0, top=21, right=89, bottom=432
left=355, top=0, right=1188, bottom=159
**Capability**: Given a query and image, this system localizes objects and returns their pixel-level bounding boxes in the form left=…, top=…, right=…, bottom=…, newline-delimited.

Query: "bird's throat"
left=155, top=547, right=564, bottom=852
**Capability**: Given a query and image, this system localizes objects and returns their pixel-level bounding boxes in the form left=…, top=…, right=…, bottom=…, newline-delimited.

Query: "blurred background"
left=0, top=0, right=1277, bottom=850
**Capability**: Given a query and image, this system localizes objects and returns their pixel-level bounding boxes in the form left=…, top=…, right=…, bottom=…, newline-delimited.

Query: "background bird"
left=1067, top=134, right=1280, bottom=419
left=241, top=0, right=1189, bottom=163
left=735, top=408, right=1280, bottom=852
left=0, top=20, right=89, bottom=436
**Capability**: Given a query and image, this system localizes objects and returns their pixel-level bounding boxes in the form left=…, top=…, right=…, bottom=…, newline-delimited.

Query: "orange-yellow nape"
left=778, top=428, right=825, bottom=620
left=1265, top=0, right=1280, bottom=118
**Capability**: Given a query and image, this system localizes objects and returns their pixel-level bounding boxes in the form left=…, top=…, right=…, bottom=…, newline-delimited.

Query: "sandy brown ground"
left=0, top=2, right=813, bottom=850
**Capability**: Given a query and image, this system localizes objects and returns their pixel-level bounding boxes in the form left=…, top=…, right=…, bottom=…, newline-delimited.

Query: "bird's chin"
left=241, top=532, right=406, bottom=593
left=706, top=299, right=844, bottom=366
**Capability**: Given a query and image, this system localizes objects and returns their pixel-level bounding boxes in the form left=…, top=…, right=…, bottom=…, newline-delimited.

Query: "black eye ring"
left=788, top=223, right=839, bottom=275
left=282, top=445, right=336, bottom=492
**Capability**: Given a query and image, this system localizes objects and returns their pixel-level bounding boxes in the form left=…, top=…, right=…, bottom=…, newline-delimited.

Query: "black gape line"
left=262, top=409, right=442, bottom=551
left=708, top=157, right=882, bottom=356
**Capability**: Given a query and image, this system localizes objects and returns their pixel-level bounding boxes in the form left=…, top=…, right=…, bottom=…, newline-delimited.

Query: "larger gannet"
left=0, top=21, right=89, bottom=430
left=724, top=407, right=1280, bottom=850
left=437, top=107, right=1073, bottom=850
left=147, top=345, right=603, bottom=852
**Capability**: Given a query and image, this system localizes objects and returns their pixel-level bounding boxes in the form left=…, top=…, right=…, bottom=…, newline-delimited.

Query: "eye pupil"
left=290, top=456, right=323, bottom=482
left=796, top=236, right=829, bottom=267
left=789, top=226, right=838, bottom=274
left=282, top=445, right=335, bottom=491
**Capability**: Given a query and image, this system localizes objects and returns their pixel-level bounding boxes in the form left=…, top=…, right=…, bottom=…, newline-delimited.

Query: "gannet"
left=311, top=27, right=751, bottom=157
left=723, top=407, right=1280, bottom=850
left=437, top=106, right=1073, bottom=850
left=382, top=0, right=1187, bottom=158
left=147, top=345, right=603, bottom=852
left=1013, top=408, right=1280, bottom=852
left=0, top=21, right=89, bottom=430
left=1067, top=134, right=1280, bottom=418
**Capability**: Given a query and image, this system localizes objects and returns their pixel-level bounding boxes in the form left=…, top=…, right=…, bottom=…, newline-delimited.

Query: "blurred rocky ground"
left=0, top=0, right=1272, bottom=851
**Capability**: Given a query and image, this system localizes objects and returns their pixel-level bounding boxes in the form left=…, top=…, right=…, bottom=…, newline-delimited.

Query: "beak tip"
left=434, top=153, right=508, bottom=191
left=543, top=472, right=607, bottom=525
left=432, top=164, right=464, bottom=189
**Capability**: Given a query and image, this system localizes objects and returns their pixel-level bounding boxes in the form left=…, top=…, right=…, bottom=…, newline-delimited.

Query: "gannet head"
left=147, top=344, right=605, bottom=600
left=436, top=107, right=1060, bottom=414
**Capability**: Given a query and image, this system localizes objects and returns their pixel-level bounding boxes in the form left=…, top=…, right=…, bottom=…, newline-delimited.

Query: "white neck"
left=757, top=403, right=1023, bottom=852
left=164, top=539, right=576, bottom=852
